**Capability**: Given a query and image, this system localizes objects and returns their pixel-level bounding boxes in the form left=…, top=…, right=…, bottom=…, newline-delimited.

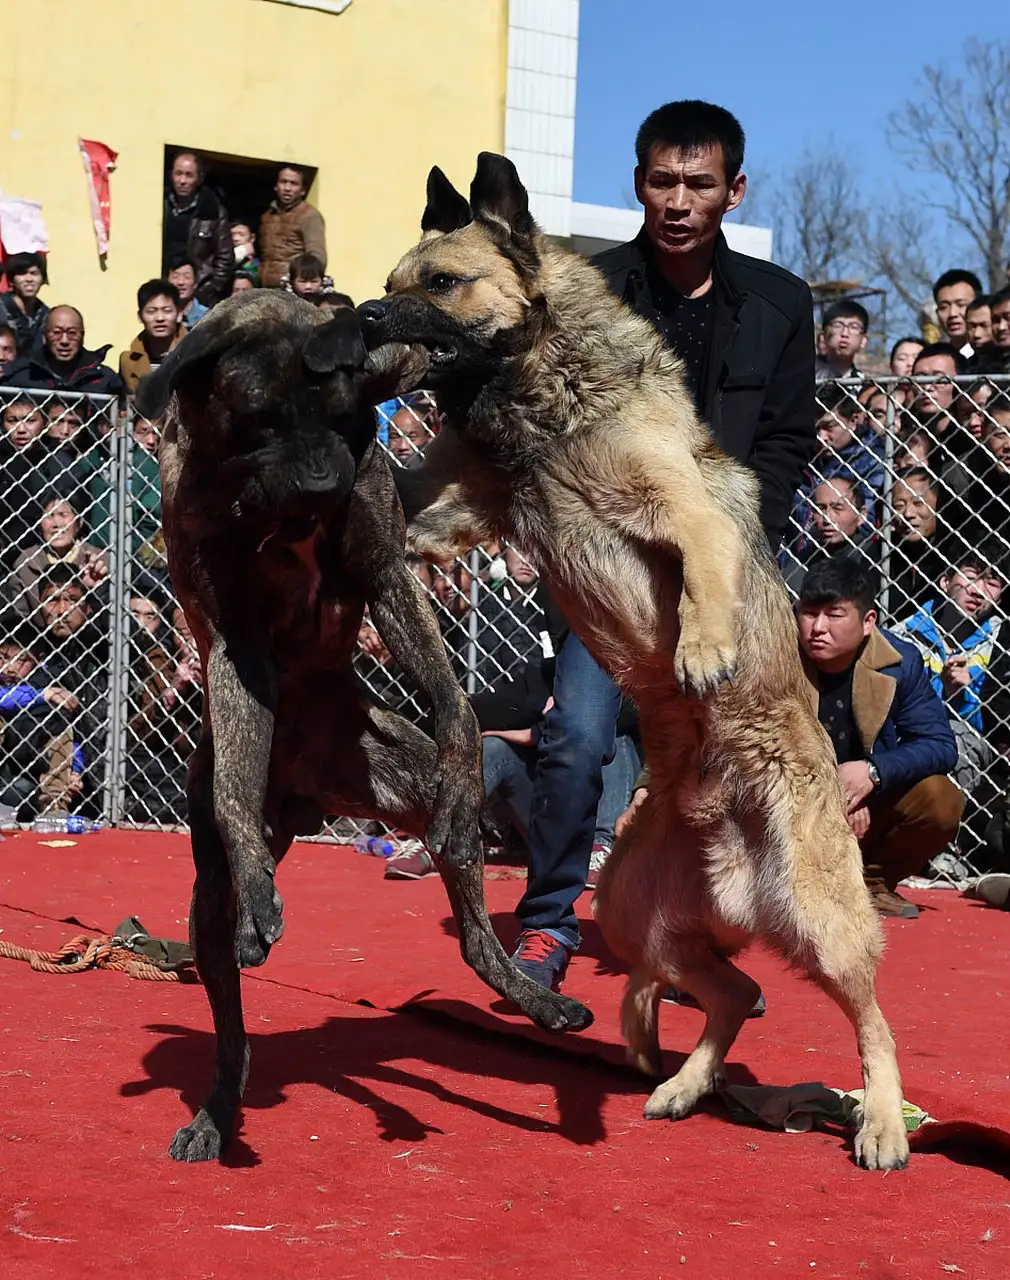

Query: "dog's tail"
left=621, top=968, right=664, bottom=1076
left=439, top=863, right=593, bottom=1034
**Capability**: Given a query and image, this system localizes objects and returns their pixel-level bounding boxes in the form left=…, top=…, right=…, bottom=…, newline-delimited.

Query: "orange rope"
left=0, top=933, right=184, bottom=981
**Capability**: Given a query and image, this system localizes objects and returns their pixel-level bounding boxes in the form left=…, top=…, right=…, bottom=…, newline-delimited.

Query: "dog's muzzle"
left=226, top=435, right=357, bottom=523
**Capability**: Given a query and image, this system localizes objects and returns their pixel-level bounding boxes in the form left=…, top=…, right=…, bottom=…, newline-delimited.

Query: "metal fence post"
left=102, top=398, right=132, bottom=825
left=466, top=547, right=481, bottom=695
left=877, top=391, right=897, bottom=621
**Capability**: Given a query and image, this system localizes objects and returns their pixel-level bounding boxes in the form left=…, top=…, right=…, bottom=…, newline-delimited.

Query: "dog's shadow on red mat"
left=121, top=1004, right=692, bottom=1169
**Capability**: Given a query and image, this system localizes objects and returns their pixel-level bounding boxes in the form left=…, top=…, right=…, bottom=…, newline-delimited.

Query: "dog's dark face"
left=138, top=292, right=427, bottom=539
left=357, top=154, right=543, bottom=396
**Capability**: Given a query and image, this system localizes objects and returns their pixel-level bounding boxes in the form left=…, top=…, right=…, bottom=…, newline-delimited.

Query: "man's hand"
left=80, top=552, right=109, bottom=592
left=44, top=685, right=79, bottom=712
left=837, top=760, right=875, bottom=812
left=615, top=787, right=648, bottom=841
left=67, top=772, right=84, bottom=797
left=847, top=804, right=871, bottom=840
left=357, top=618, right=393, bottom=666
left=483, top=727, right=534, bottom=747
left=941, top=653, right=971, bottom=697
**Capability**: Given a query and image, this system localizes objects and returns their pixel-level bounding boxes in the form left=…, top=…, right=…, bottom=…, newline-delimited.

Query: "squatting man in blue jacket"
left=622, top=557, right=964, bottom=923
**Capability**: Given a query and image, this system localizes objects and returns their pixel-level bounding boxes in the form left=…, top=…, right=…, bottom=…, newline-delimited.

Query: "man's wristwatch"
left=866, top=760, right=881, bottom=790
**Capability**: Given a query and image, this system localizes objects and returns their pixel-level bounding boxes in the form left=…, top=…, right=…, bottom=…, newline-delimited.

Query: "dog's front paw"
left=169, top=1109, right=226, bottom=1163
left=234, top=867, right=284, bottom=968
left=673, top=632, right=737, bottom=698
left=853, top=1105, right=910, bottom=1172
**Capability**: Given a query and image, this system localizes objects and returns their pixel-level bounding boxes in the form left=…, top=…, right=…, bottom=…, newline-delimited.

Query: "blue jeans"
left=513, top=632, right=622, bottom=949
left=483, top=732, right=640, bottom=850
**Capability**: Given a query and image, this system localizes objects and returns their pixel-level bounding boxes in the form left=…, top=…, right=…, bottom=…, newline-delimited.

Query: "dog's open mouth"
left=430, top=344, right=458, bottom=368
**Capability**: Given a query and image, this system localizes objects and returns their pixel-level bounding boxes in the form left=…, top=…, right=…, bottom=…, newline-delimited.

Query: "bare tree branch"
left=886, top=38, right=1010, bottom=288
left=774, top=149, right=865, bottom=283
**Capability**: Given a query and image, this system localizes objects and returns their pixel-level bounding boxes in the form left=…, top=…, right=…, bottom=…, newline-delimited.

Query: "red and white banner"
left=78, top=138, right=118, bottom=257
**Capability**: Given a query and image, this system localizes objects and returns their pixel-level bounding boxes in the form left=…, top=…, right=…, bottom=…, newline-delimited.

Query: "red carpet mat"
left=1, top=829, right=1008, bottom=1279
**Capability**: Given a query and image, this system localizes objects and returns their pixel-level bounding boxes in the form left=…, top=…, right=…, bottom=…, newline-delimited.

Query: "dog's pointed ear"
left=421, top=166, right=472, bottom=235
left=135, top=308, right=245, bottom=419
left=470, top=152, right=536, bottom=237
left=469, top=152, right=539, bottom=274
left=303, top=308, right=368, bottom=374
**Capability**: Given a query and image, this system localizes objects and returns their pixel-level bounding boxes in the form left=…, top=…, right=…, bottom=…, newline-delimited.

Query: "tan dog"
left=358, top=153, right=909, bottom=1171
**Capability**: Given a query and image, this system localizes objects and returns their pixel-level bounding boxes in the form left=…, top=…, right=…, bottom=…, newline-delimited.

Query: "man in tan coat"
left=119, top=280, right=186, bottom=392
left=258, top=165, right=327, bottom=289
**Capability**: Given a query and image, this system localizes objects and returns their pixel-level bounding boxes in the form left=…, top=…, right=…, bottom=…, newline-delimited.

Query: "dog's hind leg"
left=814, top=963, right=908, bottom=1171
left=170, top=741, right=249, bottom=1162
left=773, top=778, right=908, bottom=1171
left=321, top=696, right=592, bottom=1034
left=641, top=954, right=761, bottom=1120
left=790, top=871, right=907, bottom=1169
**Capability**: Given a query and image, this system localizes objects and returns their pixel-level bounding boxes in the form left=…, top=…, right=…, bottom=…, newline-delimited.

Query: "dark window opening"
left=162, top=145, right=318, bottom=238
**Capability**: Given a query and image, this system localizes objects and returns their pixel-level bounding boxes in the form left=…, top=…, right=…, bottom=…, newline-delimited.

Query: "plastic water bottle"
left=351, top=832, right=397, bottom=858
left=32, top=814, right=102, bottom=835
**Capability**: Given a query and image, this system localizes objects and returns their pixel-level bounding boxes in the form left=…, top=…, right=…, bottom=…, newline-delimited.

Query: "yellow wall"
left=2, top=0, right=508, bottom=357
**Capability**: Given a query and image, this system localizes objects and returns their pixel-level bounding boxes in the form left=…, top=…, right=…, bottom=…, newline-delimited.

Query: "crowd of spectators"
left=0, top=151, right=354, bottom=826
left=1, top=166, right=1009, bottom=881
left=784, top=266, right=1010, bottom=871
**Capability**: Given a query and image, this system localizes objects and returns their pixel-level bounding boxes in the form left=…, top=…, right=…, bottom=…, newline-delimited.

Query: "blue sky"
left=574, top=0, right=1007, bottom=226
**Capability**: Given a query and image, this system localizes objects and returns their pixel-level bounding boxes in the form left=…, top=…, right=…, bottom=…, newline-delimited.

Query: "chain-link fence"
left=4, top=376, right=1009, bottom=886
left=781, top=374, right=1010, bottom=883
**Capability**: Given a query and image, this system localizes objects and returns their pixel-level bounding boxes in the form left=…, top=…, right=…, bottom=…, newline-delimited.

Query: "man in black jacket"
left=162, top=152, right=233, bottom=306
left=512, top=99, right=817, bottom=993
left=1, top=307, right=123, bottom=395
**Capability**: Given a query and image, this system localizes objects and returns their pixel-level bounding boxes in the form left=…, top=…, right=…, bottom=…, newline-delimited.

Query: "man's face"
left=912, top=353, right=958, bottom=412
left=41, top=585, right=88, bottom=637
left=891, top=340, right=923, bottom=377
left=634, top=142, right=745, bottom=262
left=0, top=645, right=35, bottom=683
left=231, top=224, right=254, bottom=249
left=172, top=607, right=197, bottom=658
left=232, top=276, right=255, bottom=295
left=797, top=599, right=876, bottom=671
left=167, top=265, right=196, bottom=304
left=891, top=477, right=938, bottom=542
left=133, top=416, right=162, bottom=454
left=823, top=315, right=867, bottom=366
left=46, top=309, right=84, bottom=363
left=140, top=293, right=180, bottom=340
left=811, top=481, right=863, bottom=547
left=966, top=305, right=993, bottom=350
left=46, top=403, right=83, bottom=442
left=40, top=500, right=78, bottom=551
left=984, top=413, right=1010, bottom=469
left=942, top=565, right=1003, bottom=622
left=936, top=282, right=977, bottom=342
left=991, top=297, right=1010, bottom=351
left=275, top=167, right=305, bottom=208
left=171, top=155, right=200, bottom=200
left=816, top=409, right=856, bottom=453
left=964, top=382, right=994, bottom=439
left=3, top=401, right=45, bottom=448
left=0, top=330, right=16, bottom=366
left=895, top=433, right=930, bottom=472
left=505, top=545, right=538, bottom=587
left=388, top=409, right=428, bottom=463
left=11, top=265, right=43, bottom=302
left=130, top=596, right=161, bottom=635
left=292, top=274, right=323, bottom=298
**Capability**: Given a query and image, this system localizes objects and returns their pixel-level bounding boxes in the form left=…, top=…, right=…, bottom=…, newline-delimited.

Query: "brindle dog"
left=137, top=291, right=592, bottom=1163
